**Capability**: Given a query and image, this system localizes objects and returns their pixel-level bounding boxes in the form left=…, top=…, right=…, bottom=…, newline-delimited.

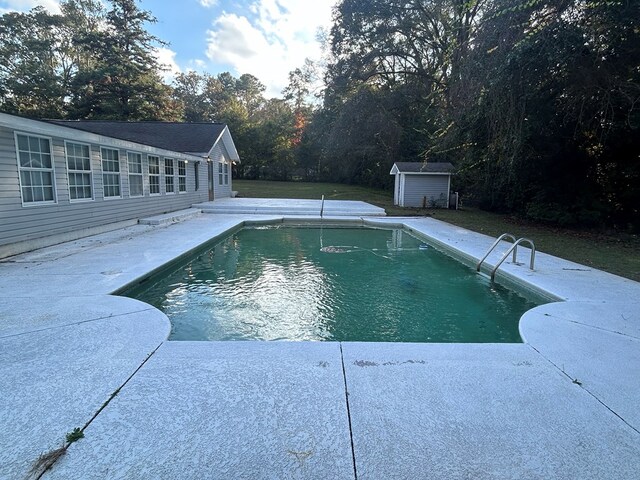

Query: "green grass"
left=234, top=179, right=640, bottom=282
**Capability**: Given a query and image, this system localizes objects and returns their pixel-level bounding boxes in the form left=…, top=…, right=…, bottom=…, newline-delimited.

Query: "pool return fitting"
left=476, top=233, right=536, bottom=282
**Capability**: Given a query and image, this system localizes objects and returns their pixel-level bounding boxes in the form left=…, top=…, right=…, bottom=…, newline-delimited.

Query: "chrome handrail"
left=490, top=238, right=536, bottom=281
left=320, top=194, right=325, bottom=218
left=476, top=233, right=518, bottom=272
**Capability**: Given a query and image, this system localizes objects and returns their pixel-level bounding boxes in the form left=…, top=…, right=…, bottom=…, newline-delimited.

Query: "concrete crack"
left=339, top=343, right=358, bottom=480
left=32, top=341, right=165, bottom=479
left=528, top=344, right=640, bottom=436
left=0, top=308, right=157, bottom=340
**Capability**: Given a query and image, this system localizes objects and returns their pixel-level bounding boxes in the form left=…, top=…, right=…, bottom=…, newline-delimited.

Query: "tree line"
left=1, top=0, right=638, bottom=229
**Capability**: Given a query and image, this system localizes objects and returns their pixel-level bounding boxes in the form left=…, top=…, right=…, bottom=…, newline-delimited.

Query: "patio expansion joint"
left=32, top=341, right=166, bottom=480
left=528, top=343, right=640, bottom=437
left=339, top=342, right=358, bottom=480
left=0, top=307, right=158, bottom=340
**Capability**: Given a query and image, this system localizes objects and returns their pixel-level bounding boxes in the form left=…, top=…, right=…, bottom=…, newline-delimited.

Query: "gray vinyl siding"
left=211, top=141, right=232, bottom=199
left=402, top=175, right=450, bottom=207
left=0, top=127, right=20, bottom=209
left=0, top=126, right=209, bottom=249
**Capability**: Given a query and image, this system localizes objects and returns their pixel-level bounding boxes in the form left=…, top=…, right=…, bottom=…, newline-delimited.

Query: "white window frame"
left=64, top=140, right=94, bottom=202
left=218, top=160, right=223, bottom=185
left=127, top=151, right=144, bottom=198
left=165, top=158, right=175, bottom=194
left=178, top=160, right=187, bottom=193
left=148, top=155, right=161, bottom=196
left=14, top=132, right=57, bottom=206
left=223, top=161, right=229, bottom=186
left=101, top=147, right=122, bottom=199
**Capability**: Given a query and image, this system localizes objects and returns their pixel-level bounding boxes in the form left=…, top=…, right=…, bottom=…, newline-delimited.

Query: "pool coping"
left=119, top=217, right=543, bottom=344
left=1, top=212, right=639, bottom=479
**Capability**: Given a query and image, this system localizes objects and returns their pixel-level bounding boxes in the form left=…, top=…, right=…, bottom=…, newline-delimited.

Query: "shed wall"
left=0, top=126, right=209, bottom=255
left=402, top=175, right=450, bottom=207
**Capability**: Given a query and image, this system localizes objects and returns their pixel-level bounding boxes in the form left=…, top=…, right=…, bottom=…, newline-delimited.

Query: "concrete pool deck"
left=1, top=204, right=639, bottom=479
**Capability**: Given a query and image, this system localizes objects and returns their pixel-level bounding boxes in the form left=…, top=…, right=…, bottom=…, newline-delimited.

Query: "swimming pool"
left=122, top=225, right=544, bottom=342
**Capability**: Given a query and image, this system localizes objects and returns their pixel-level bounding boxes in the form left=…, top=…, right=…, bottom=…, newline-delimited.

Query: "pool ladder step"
left=477, top=233, right=536, bottom=281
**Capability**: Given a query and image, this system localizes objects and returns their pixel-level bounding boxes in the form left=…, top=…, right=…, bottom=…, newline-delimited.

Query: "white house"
left=0, top=113, right=240, bottom=258
left=390, top=162, right=454, bottom=208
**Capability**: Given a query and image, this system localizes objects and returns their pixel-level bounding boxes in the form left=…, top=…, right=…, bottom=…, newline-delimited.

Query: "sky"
left=0, top=0, right=338, bottom=97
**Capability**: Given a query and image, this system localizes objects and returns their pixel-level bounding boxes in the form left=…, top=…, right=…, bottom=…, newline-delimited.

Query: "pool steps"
left=139, top=208, right=202, bottom=225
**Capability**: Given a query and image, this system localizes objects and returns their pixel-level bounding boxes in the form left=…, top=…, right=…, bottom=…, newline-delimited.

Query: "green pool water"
left=122, top=225, right=543, bottom=342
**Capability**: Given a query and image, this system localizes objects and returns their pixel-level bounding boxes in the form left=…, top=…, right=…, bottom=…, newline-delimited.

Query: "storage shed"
left=390, top=162, right=454, bottom=208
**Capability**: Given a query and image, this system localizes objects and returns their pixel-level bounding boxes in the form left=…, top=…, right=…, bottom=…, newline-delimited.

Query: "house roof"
left=390, top=162, right=454, bottom=174
left=1, top=113, right=202, bottom=162
left=48, top=120, right=228, bottom=157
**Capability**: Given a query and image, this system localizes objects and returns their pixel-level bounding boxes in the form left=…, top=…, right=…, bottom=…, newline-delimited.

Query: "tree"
left=172, top=71, right=213, bottom=122
left=323, top=86, right=403, bottom=187
left=317, top=0, right=486, bottom=187
left=251, top=99, right=297, bottom=180
left=236, top=74, right=266, bottom=115
left=0, top=0, right=180, bottom=121
left=320, top=0, right=639, bottom=228
left=442, top=0, right=640, bottom=227
left=0, top=7, right=68, bottom=117
left=70, top=0, right=179, bottom=120
left=327, top=0, right=484, bottom=104
left=171, top=71, right=301, bottom=180
left=281, top=60, right=320, bottom=179
left=282, top=59, right=319, bottom=110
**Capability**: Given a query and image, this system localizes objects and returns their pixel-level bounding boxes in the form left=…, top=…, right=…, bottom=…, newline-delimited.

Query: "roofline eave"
left=1, top=113, right=202, bottom=162
left=207, top=125, right=241, bottom=163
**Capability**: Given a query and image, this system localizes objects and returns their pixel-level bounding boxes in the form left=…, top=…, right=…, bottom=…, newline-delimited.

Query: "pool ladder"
left=476, top=233, right=536, bottom=281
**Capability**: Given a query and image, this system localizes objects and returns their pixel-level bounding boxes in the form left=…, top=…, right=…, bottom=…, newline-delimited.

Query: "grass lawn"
left=234, top=179, right=640, bottom=282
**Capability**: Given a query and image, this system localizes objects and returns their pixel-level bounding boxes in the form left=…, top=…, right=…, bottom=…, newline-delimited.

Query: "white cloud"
left=0, top=0, right=60, bottom=14
left=205, top=0, right=337, bottom=97
left=154, top=46, right=181, bottom=83
left=191, top=59, right=207, bottom=70
left=199, top=0, right=217, bottom=7
left=181, top=59, right=208, bottom=75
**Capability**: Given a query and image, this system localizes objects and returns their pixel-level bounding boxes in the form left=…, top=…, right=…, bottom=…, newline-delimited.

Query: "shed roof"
left=48, top=120, right=229, bottom=157
left=390, top=162, right=454, bottom=174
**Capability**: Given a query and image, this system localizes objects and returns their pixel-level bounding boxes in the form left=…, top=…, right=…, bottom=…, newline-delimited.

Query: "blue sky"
left=0, top=0, right=337, bottom=97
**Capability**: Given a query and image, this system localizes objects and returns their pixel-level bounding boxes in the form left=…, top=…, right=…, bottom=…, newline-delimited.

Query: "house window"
left=15, top=133, right=56, bottom=204
left=148, top=155, right=160, bottom=195
left=101, top=147, right=121, bottom=198
left=65, top=142, right=92, bottom=201
left=127, top=152, right=143, bottom=197
left=194, top=162, right=199, bottom=191
left=178, top=160, right=187, bottom=193
left=224, top=162, right=229, bottom=185
left=165, top=158, right=175, bottom=194
left=218, top=161, right=223, bottom=185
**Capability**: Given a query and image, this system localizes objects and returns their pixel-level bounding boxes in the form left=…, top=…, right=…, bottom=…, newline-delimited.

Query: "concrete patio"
left=193, top=197, right=387, bottom=216
left=1, top=200, right=639, bottom=479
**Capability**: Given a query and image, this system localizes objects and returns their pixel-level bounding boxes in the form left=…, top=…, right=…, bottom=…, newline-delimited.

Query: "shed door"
left=403, top=175, right=450, bottom=207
